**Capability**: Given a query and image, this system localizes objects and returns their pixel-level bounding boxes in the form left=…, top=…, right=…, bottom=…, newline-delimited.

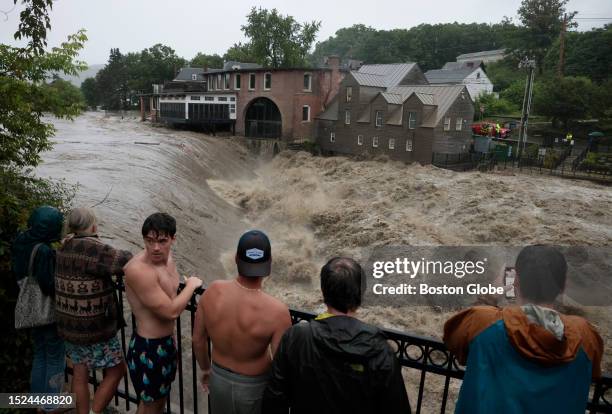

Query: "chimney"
left=326, top=55, right=340, bottom=70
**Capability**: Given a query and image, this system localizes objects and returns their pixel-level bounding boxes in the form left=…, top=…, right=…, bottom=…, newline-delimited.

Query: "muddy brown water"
left=37, top=112, right=611, bottom=413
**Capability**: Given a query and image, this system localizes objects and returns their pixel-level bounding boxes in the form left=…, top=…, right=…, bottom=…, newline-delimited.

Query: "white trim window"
left=234, top=74, right=241, bottom=90
left=224, top=73, right=230, bottom=90
left=302, top=105, right=310, bottom=122
left=208, top=76, right=214, bottom=90
left=357, top=135, right=363, bottom=146
left=346, top=86, right=352, bottom=102
left=330, top=132, right=335, bottom=143
left=303, top=73, right=312, bottom=91
left=455, top=117, right=463, bottom=131
left=444, top=117, right=451, bottom=131
left=345, top=110, right=351, bottom=125
left=375, top=111, right=383, bottom=127
left=408, top=112, right=417, bottom=129
left=372, top=136, right=379, bottom=148
left=388, top=138, right=395, bottom=150
left=217, top=74, right=222, bottom=89
left=264, top=73, right=272, bottom=90
left=191, top=74, right=197, bottom=81
left=249, top=73, right=256, bottom=90
left=406, top=138, right=413, bottom=152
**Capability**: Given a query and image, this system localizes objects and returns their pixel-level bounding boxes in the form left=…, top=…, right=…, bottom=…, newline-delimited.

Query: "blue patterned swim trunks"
left=126, top=333, right=177, bottom=403
left=66, top=336, right=123, bottom=369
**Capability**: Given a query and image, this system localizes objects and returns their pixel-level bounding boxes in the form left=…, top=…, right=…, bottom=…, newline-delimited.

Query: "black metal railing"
left=68, top=281, right=612, bottom=414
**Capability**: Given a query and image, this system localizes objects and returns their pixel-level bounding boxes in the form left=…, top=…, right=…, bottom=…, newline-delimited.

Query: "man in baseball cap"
left=236, top=230, right=272, bottom=277
left=192, top=230, right=291, bottom=414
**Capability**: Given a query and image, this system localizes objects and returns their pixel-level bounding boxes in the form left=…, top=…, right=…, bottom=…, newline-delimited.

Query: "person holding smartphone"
left=443, top=245, right=603, bottom=414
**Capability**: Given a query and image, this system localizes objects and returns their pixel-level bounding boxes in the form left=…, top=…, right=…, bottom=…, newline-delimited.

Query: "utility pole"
left=558, top=13, right=567, bottom=77
left=517, top=57, right=536, bottom=162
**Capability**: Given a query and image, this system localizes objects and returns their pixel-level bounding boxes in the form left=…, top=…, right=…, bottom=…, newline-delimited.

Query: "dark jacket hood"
left=311, top=315, right=391, bottom=360
left=12, top=206, right=63, bottom=281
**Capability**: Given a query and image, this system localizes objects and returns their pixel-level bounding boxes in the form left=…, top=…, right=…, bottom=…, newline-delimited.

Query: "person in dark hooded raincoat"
left=12, top=206, right=66, bottom=409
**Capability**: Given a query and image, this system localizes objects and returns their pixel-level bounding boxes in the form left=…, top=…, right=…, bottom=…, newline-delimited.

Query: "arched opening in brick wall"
left=244, top=97, right=282, bottom=138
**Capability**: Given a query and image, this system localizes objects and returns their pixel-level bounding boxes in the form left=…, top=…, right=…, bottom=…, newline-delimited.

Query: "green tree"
left=534, top=76, right=595, bottom=128
left=515, top=0, right=577, bottom=73
left=80, top=77, right=98, bottom=108
left=543, top=24, right=612, bottom=82
left=474, top=93, right=518, bottom=119
left=223, top=42, right=257, bottom=63
left=41, top=77, right=86, bottom=112
left=240, top=7, right=321, bottom=67
left=1, top=0, right=81, bottom=392
left=0, top=4, right=87, bottom=168
left=191, top=52, right=223, bottom=68
left=95, top=48, right=128, bottom=110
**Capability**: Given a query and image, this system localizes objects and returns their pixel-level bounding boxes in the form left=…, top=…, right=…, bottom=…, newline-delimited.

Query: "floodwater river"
left=37, top=111, right=612, bottom=413
left=37, top=111, right=258, bottom=281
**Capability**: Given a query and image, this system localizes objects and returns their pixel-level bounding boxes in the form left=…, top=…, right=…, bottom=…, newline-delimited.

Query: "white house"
left=424, top=63, right=493, bottom=101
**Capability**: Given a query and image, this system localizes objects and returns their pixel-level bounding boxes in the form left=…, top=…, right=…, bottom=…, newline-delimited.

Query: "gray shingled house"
left=425, top=61, right=493, bottom=101
left=316, top=63, right=474, bottom=164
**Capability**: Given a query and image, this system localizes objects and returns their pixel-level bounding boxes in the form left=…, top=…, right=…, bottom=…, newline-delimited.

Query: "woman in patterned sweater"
left=55, top=208, right=132, bottom=414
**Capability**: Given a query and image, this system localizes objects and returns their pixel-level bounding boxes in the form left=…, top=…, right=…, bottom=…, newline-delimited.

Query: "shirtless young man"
left=192, top=230, right=291, bottom=414
left=124, top=213, right=203, bottom=414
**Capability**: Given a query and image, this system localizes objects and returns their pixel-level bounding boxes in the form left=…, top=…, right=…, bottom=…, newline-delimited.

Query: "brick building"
left=141, top=59, right=344, bottom=142
left=316, top=63, right=474, bottom=164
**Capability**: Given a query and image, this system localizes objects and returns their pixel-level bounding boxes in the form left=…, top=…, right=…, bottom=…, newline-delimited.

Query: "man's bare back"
left=195, top=278, right=291, bottom=376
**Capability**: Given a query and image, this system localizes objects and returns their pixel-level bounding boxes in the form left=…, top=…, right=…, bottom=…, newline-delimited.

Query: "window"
left=191, top=96, right=200, bottom=100
left=372, top=136, right=379, bottom=148
left=204, top=96, right=214, bottom=101
left=330, top=132, right=336, bottom=142
left=406, top=138, right=413, bottom=152
left=444, top=117, right=451, bottom=131
left=249, top=73, right=256, bottom=90
left=302, top=105, right=310, bottom=122
left=303, top=73, right=312, bottom=91
left=191, top=74, right=197, bottom=81
left=218, top=97, right=227, bottom=101
left=476, top=72, right=481, bottom=79
left=345, top=110, right=351, bottom=125
left=388, top=138, right=395, bottom=150
left=217, top=74, right=222, bottom=89
left=455, top=117, right=463, bottom=131
left=264, top=73, right=272, bottom=90
left=408, top=112, right=417, bottom=129
left=357, top=135, right=363, bottom=146
left=234, top=74, right=241, bottom=90
left=346, top=86, right=352, bottom=102
left=230, top=104, right=236, bottom=114
left=224, top=73, right=230, bottom=89
left=212, top=76, right=217, bottom=90
left=208, top=76, right=214, bottom=90
left=230, top=97, right=236, bottom=102
left=375, top=111, right=383, bottom=127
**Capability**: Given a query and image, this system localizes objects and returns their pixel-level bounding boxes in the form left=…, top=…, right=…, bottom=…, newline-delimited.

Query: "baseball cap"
left=236, top=230, right=272, bottom=277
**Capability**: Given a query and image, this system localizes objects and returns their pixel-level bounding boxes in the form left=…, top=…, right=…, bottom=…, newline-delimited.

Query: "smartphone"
left=504, top=267, right=516, bottom=298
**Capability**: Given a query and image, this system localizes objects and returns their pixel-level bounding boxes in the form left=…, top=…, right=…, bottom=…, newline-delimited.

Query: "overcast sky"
left=1, top=0, right=611, bottom=64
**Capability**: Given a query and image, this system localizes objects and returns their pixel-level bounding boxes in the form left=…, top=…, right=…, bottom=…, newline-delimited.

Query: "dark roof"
left=222, top=61, right=263, bottom=71
left=442, top=60, right=483, bottom=71
left=456, top=49, right=505, bottom=61
left=424, top=68, right=477, bottom=84
left=386, top=85, right=468, bottom=127
left=352, top=63, right=417, bottom=88
left=174, top=67, right=207, bottom=81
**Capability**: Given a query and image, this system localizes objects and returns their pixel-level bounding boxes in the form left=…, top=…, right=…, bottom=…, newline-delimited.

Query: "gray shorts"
left=209, top=362, right=270, bottom=414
